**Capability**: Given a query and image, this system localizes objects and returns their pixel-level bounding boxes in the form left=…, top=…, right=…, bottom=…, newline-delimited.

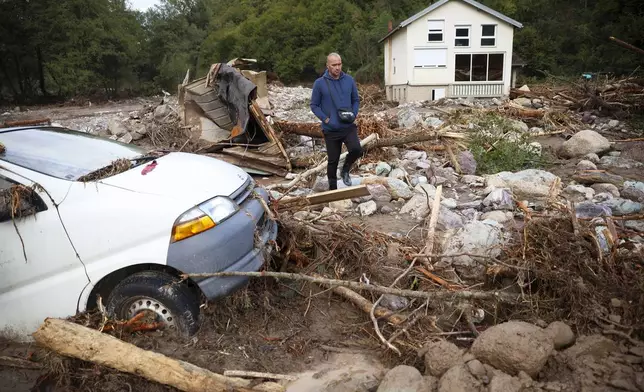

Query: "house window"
left=454, top=53, right=504, bottom=82
left=455, top=26, right=470, bottom=47
left=414, top=48, right=447, bottom=68
left=481, top=24, right=496, bottom=46
left=428, top=20, right=444, bottom=42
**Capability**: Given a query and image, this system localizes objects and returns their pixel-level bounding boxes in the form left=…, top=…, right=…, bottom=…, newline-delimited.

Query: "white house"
left=379, top=0, right=523, bottom=103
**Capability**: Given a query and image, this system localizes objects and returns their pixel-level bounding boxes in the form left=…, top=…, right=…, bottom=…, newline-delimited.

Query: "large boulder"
left=441, top=221, right=504, bottom=272
left=484, top=170, right=561, bottom=202
left=470, top=321, right=554, bottom=377
left=559, top=130, right=611, bottom=158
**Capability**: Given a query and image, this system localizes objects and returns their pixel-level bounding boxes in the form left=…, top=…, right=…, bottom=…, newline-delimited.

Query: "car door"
left=0, top=169, right=89, bottom=339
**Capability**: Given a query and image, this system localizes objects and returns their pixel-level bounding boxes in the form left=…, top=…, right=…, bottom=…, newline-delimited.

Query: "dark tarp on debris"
left=212, top=63, right=257, bottom=134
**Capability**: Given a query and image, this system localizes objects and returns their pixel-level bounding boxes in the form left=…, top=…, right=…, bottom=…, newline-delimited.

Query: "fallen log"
left=32, top=318, right=284, bottom=392
left=324, top=284, right=406, bottom=325
left=369, top=131, right=464, bottom=149
left=275, top=121, right=323, bottom=138
left=181, top=271, right=519, bottom=304
left=572, top=171, right=625, bottom=187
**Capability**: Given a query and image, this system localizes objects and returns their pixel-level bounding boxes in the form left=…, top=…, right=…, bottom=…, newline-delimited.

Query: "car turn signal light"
left=171, top=215, right=215, bottom=242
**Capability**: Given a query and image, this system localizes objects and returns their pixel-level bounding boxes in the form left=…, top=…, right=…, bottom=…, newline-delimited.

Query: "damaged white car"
left=0, top=125, right=277, bottom=339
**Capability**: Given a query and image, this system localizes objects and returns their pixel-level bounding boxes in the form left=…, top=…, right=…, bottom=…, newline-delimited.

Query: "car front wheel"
left=105, top=271, right=200, bottom=336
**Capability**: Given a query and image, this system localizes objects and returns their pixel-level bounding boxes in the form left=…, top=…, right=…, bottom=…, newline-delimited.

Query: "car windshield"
left=0, top=127, right=148, bottom=181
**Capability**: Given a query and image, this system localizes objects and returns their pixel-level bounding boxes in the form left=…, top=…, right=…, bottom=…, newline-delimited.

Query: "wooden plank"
left=249, top=100, right=292, bottom=171
left=206, top=154, right=288, bottom=177
left=223, top=147, right=290, bottom=168
left=280, top=185, right=370, bottom=207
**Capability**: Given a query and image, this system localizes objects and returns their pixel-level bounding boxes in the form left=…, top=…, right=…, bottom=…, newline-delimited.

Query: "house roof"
left=378, top=0, right=523, bottom=43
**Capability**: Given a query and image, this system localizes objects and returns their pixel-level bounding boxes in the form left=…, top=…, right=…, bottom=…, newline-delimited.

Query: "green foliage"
left=0, top=0, right=642, bottom=101
left=468, top=113, right=545, bottom=174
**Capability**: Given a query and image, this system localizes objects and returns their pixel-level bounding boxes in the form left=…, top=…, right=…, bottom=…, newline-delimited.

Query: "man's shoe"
left=341, top=171, right=352, bottom=186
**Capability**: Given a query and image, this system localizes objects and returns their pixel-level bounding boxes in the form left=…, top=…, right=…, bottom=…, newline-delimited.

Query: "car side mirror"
left=0, top=185, right=47, bottom=223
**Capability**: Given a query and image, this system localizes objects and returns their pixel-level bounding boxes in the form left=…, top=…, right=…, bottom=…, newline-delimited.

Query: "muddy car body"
left=0, top=125, right=277, bottom=339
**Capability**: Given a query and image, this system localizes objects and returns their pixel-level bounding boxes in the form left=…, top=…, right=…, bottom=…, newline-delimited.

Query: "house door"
left=0, top=169, right=89, bottom=338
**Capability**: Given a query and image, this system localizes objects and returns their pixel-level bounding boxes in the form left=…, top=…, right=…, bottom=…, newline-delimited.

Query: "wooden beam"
left=249, top=100, right=292, bottom=171
left=279, top=185, right=370, bottom=207
left=206, top=153, right=288, bottom=177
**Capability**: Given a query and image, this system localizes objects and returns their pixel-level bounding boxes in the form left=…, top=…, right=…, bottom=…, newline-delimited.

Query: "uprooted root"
left=496, top=212, right=644, bottom=334
left=77, top=159, right=132, bottom=182
left=0, top=184, right=39, bottom=220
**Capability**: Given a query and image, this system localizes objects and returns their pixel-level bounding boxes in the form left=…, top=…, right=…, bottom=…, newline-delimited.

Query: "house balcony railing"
left=448, top=83, right=504, bottom=98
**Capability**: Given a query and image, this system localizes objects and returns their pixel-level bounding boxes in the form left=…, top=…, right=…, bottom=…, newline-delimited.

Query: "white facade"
left=381, top=0, right=522, bottom=102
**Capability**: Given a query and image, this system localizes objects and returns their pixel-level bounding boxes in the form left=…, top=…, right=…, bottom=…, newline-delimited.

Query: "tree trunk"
left=32, top=318, right=284, bottom=392
left=36, top=46, right=48, bottom=96
left=0, top=57, right=19, bottom=98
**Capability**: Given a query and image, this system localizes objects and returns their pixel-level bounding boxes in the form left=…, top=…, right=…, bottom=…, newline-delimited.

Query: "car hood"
left=100, top=152, right=250, bottom=205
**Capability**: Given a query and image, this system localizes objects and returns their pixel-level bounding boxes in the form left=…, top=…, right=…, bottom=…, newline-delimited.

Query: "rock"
left=458, top=150, right=477, bottom=175
left=483, top=188, right=514, bottom=210
left=441, top=198, right=457, bottom=209
left=437, top=365, right=481, bottom=392
left=285, top=173, right=296, bottom=180
left=153, top=104, right=172, bottom=121
left=129, top=122, right=148, bottom=140
left=398, top=108, right=423, bottom=128
left=461, top=175, right=485, bottom=186
left=358, top=201, right=378, bottom=216
left=423, top=116, right=444, bottom=128
left=575, top=202, right=613, bottom=219
left=404, top=150, right=427, bottom=161
left=439, top=209, right=467, bottom=230
left=584, top=153, right=601, bottom=163
left=563, top=184, right=595, bottom=202
left=608, top=151, right=621, bottom=157
left=484, top=170, right=560, bottom=202
left=513, top=97, right=533, bottom=108
left=600, top=198, right=643, bottom=216
left=368, top=184, right=392, bottom=202
left=294, top=211, right=317, bottom=220
left=559, top=130, right=611, bottom=158
left=441, top=220, right=503, bottom=272
left=417, top=176, right=428, bottom=185
left=286, top=353, right=385, bottom=392
left=465, top=360, right=487, bottom=380
left=108, top=119, right=129, bottom=137
left=510, top=119, right=529, bottom=133
left=362, top=177, right=414, bottom=200
left=611, top=298, right=623, bottom=308
left=545, top=321, right=576, bottom=350
left=481, top=211, right=513, bottom=224
left=593, top=192, right=615, bottom=202
left=622, top=181, right=644, bottom=202
left=572, top=171, right=624, bottom=187
left=563, top=335, right=618, bottom=361
left=608, top=119, right=620, bottom=128
left=600, top=155, right=644, bottom=169
left=376, top=162, right=392, bottom=176
left=591, top=183, right=620, bottom=197
left=377, top=365, right=425, bottom=392
left=608, top=377, right=639, bottom=392
left=379, top=295, right=409, bottom=312
left=128, top=110, right=140, bottom=119
left=381, top=206, right=394, bottom=214
left=416, top=161, right=431, bottom=170
left=470, top=321, right=554, bottom=377
left=422, top=340, right=464, bottom=377
left=519, top=85, right=530, bottom=92
left=488, top=373, right=522, bottom=392
left=625, top=220, right=644, bottom=232
left=117, top=132, right=133, bottom=144
left=577, top=160, right=597, bottom=170
left=329, top=199, right=353, bottom=212
left=388, top=168, right=407, bottom=180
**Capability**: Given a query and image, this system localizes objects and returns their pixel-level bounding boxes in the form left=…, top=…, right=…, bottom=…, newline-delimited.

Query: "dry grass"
left=77, top=158, right=132, bottom=182
left=492, top=208, right=644, bottom=334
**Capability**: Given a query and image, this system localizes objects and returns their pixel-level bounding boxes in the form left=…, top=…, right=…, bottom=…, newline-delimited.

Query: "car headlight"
left=171, top=196, right=239, bottom=242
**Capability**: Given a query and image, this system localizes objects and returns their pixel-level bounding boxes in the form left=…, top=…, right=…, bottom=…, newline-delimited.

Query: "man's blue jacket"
left=310, top=70, right=360, bottom=132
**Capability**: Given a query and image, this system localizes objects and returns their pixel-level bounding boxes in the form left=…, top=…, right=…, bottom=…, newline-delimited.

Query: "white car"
left=0, top=125, right=278, bottom=339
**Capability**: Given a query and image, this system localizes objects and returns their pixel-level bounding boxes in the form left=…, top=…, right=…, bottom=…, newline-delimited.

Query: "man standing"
left=310, top=53, right=362, bottom=190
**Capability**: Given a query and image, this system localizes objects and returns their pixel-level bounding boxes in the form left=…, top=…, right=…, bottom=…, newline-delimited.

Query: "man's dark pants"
left=323, top=124, right=363, bottom=190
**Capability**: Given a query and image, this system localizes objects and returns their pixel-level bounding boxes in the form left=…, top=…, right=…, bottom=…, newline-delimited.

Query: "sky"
left=129, top=0, right=161, bottom=11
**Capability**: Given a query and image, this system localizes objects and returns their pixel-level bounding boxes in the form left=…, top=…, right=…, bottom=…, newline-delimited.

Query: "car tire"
left=105, top=271, right=200, bottom=336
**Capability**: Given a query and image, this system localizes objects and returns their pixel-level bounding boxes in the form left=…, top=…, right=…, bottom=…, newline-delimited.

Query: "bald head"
left=326, top=52, right=343, bottom=79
